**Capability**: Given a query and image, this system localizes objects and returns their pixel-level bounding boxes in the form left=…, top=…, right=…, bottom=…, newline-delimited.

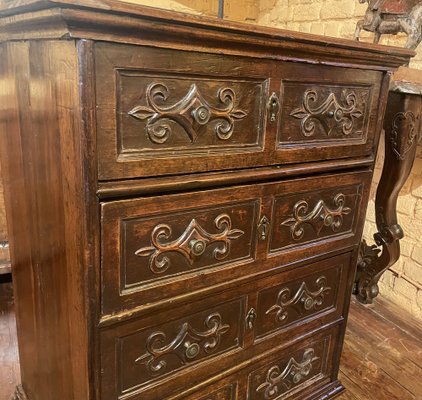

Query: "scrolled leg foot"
left=354, top=87, right=420, bottom=304
left=354, top=239, right=381, bottom=304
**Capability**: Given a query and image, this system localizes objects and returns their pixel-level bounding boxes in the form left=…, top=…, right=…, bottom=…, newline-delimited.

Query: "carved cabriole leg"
left=10, top=385, right=29, bottom=400
left=355, top=91, right=421, bottom=304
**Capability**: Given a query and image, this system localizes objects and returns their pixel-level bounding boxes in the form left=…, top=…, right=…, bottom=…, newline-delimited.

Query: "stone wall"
left=258, top=0, right=422, bottom=319
left=124, top=0, right=259, bottom=21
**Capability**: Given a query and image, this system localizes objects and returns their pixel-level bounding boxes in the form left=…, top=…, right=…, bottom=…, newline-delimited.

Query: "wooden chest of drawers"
left=0, top=2, right=413, bottom=400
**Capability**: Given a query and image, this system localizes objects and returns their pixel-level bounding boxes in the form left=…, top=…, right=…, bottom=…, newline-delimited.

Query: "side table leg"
left=354, top=92, right=420, bottom=304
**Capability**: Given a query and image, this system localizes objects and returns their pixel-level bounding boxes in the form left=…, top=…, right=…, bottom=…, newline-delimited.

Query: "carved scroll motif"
left=128, top=83, right=248, bottom=144
left=390, top=111, right=420, bottom=160
left=135, top=214, right=244, bottom=274
left=265, top=276, right=331, bottom=323
left=256, top=349, right=319, bottom=399
left=290, top=89, right=366, bottom=137
left=281, top=193, right=352, bottom=241
left=135, top=313, right=230, bottom=376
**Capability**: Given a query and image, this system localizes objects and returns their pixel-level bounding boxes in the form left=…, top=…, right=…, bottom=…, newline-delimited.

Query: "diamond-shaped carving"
left=128, top=83, right=247, bottom=144
left=135, top=214, right=244, bottom=274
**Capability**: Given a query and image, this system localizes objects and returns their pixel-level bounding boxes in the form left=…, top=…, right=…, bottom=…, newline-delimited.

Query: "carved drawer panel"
left=274, top=64, right=381, bottom=164
left=101, top=171, right=370, bottom=317
left=247, top=332, right=334, bottom=400
left=281, top=84, right=370, bottom=142
left=269, top=173, right=366, bottom=255
left=100, top=253, right=349, bottom=399
left=100, top=296, right=245, bottom=398
left=95, top=43, right=271, bottom=180
left=101, top=185, right=260, bottom=316
left=254, top=255, right=348, bottom=340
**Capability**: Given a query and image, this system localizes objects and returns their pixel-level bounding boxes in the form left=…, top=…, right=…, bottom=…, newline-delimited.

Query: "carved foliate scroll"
left=128, top=83, right=247, bottom=144
left=265, top=276, right=332, bottom=323
left=135, top=214, right=244, bottom=274
left=281, top=193, right=352, bottom=241
left=256, top=349, right=319, bottom=399
left=290, top=89, right=366, bottom=137
left=135, top=313, right=230, bottom=376
left=354, top=90, right=421, bottom=304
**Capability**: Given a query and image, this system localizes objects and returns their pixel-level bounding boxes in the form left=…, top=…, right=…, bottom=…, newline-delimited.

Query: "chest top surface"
left=0, top=0, right=414, bottom=70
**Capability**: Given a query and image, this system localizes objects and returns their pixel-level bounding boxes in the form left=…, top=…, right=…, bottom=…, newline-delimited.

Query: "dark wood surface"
left=0, top=40, right=92, bottom=400
left=0, top=0, right=414, bottom=69
left=95, top=42, right=383, bottom=180
left=0, top=1, right=414, bottom=399
left=1, top=282, right=421, bottom=400
left=0, top=161, right=10, bottom=275
left=355, top=67, right=422, bottom=304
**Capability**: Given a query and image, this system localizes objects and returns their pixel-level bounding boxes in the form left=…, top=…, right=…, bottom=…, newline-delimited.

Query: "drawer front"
left=100, top=253, right=350, bottom=399
left=95, top=43, right=384, bottom=180
left=101, top=187, right=261, bottom=315
left=254, top=259, right=347, bottom=340
left=95, top=43, right=271, bottom=180
left=273, top=64, right=382, bottom=164
left=101, top=171, right=370, bottom=316
left=269, top=183, right=361, bottom=254
left=120, top=202, right=257, bottom=287
left=246, top=331, right=334, bottom=400
left=280, top=83, right=370, bottom=143
left=100, top=295, right=246, bottom=397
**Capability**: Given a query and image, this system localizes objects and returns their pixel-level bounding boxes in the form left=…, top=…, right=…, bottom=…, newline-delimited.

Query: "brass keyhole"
left=258, top=216, right=270, bottom=241
left=268, top=92, right=280, bottom=123
left=246, top=308, right=257, bottom=330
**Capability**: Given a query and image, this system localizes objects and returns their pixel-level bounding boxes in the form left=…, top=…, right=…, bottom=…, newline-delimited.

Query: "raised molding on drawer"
left=95, top=43, right=383, bottom=181
left=100, top=171, right=370, bottom=318
left=100, top=252, right=344, bottom=398
left=254, top=263, right=343, bottom=340
left=100, top=296, right=246, bottom=397
left=279, top=83, right=371, bottom=144
left=247, top=333, right=332, bottom=400
left=95, top=43, right=271, bottom=180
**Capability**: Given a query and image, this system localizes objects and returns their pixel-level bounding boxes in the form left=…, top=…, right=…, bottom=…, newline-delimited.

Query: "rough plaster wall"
left=258, top=0, right=422, bottom=319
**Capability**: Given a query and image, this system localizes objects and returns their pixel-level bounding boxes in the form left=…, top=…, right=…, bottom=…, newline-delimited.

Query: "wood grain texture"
left=0, top=161, right=10, bottom=272
left=0, top=41, right=92, bottom=400
left=95, top=42, right=384, bottom=180
left=0, top=2, right=414, bottom=399
left=2, top=285, right=421, bottom=400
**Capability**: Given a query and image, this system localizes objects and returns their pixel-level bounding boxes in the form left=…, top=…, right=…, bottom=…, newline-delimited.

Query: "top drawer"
left=95, top=43, right=383, bottom=180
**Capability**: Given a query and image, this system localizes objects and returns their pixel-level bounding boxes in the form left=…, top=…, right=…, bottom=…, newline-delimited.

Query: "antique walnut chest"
left=0, top=1, right=413, bottom=400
